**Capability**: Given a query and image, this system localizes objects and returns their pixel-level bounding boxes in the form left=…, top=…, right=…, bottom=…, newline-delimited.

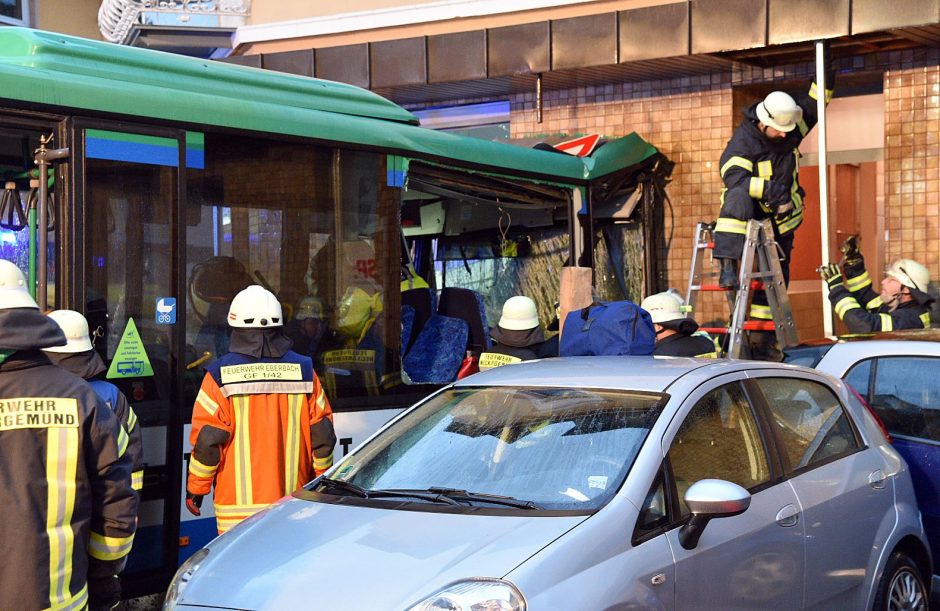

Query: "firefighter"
left=479, top=296, right=552, bottom=370
left=641, top=291, right=720, bottom=358
left=713, top=70, right=835, bottom=335
left=820, top=236, right=933, bottom=333
left=186, top=285, right=336, bottom=534
left=0, top=260, right=137, bottom=611
left=43, top=309, right=145, bottom=492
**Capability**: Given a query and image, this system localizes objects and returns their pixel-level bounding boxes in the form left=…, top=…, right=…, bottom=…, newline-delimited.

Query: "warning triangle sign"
left=106, top=318, right=155, bottom=379
left=554, top=134, right=601, bottom=157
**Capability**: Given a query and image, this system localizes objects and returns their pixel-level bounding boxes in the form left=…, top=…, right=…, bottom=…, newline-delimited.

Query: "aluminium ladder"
left=685, top=218, right=799, bottom=358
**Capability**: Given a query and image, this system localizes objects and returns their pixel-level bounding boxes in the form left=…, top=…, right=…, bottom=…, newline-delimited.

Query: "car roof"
left=797, top=328, right=940, bottom=347
left=453, top=356, right=802, bottom=393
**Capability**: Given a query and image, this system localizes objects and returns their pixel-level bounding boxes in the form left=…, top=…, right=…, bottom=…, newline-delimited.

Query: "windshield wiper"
left=315, top=479, right=460, bottom=506
left=425, top=487, right=541, bottom=510
left=316, top=477, right=369, bottom=498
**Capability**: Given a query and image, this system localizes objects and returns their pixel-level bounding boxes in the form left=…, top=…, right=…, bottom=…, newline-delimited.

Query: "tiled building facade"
left=498, top=48, right=940, bottom=335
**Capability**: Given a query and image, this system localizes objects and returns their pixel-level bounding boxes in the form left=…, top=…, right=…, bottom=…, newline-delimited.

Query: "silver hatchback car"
left=165, top=357, right=930, bottom=610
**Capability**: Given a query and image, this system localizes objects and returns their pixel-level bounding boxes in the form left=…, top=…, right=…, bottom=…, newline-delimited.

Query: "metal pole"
left=33, top=134, right=69, bottom=310
left=816, top=41, right=835, bottom=338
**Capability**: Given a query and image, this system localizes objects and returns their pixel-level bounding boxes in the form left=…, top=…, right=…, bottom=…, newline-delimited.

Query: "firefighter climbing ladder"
left=685, top=218, right=799, bottom=358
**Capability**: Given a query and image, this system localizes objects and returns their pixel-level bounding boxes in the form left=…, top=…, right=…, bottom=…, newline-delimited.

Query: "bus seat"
left=402, top=314, right=469, bottom=384
left=437, top=287, right=491, bottom=353
left=401, top=304, right=416, bottom=360
left=402, top=287, right=433, bottom=355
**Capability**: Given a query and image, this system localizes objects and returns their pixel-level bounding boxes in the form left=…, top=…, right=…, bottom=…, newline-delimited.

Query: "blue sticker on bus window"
left=156, top=297, right=177, bottom=325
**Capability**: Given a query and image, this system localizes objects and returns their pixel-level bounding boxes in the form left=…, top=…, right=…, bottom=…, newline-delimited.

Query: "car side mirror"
left=678, top=479, right=751, bottom=550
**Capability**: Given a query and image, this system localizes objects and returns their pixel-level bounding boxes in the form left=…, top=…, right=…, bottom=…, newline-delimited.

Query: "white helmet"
left=756, top=91, right=803, bottom=133
left=499, top=296, right=540, bottom=331
left=228, top=285, right=283, bottom=328
left=887, top=259, right=930, bottom=292
left=0, top=259, right=37, bottom=310
left=44, top=310, right=94, bottom=353
left=641, top=291, right=685, bottom=324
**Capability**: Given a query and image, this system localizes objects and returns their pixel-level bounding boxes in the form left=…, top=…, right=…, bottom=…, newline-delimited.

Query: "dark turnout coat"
left=0, top=308, right=137, bottom=611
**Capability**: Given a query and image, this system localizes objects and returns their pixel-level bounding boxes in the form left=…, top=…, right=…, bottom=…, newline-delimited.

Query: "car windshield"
left=316, top=386, right=666, bottom=512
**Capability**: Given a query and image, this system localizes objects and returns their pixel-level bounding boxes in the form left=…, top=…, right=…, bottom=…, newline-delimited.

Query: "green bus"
left=0, top=27, right=670, bottom=595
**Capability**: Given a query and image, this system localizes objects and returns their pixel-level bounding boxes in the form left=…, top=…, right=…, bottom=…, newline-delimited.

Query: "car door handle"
left=775, top=504, right=800, bottom=527
left=869, top=469, right=887, bottom=490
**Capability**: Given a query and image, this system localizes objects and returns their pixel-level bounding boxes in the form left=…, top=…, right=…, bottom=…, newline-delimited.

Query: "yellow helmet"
left=336, top=287, right=383, bottom=339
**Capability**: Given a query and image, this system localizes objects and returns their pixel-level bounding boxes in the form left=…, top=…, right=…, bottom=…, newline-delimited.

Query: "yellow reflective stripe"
left=749, top=177, right=766, bottom=199
left=749, top=304, right=773, bottom=320
left=835, top=296, right=861, bottom=318
left=776, top=209, right=803, bottom=234
left=715, top=218, right=748, bottom=235
left=314, top=385, right=327, bottom=412
left=797, top=119, right=809, bottom=137
left=188, top=455, right=216, bottom=479
left=196, top=388, right=219, bottom=417
left=809, top=82, right=834, bottom=104
left=866, top=296, right=883, bottom=310
left=42, top=583, right=87, bottom=611
left=921, top=313, right=931, bottom=328
left=313, top=451, right=334, bottom=472
left=233, top=396, right=253, bottom=505
left=844, top=271, right=871, bottom=292
left=131, top=470, right=144, bottom=491
left=285, top=394, right=302, bottom=492
left=880, top=313, right=894, bottom=331
left=757, top=160, right=773, bottom=177
left=45, top=427, right=79, bottom=608
left=479, top=352, right=523, bottom=370
left=88, top=531, right=134, bottom=562
left=117, top=426, right=128, bottom=458
left=694, top=351, right=720, bottom=358
left=720, top=156, right=754, bottom=178
left=126, top=408, right=138, bottom=433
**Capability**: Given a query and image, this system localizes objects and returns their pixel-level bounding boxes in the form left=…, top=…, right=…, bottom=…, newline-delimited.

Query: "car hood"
left=179, top=497, right=586, bottom=610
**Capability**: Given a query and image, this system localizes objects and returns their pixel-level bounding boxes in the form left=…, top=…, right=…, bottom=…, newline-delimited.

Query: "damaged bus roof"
left=0, top=28, right=659, bottom=185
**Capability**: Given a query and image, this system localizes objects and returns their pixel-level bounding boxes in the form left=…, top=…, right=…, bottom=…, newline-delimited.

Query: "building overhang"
left=227, top=0, right=940, bottom=105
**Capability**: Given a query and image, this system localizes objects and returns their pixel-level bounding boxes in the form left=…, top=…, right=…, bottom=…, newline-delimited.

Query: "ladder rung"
left=700, top=320, right=777, bottom=334
left=697, top=284, right=731, bottom=292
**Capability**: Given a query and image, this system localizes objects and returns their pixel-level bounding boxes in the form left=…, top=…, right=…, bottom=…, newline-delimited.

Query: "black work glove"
left=839, top=234, right=863, bottom=266
left=88, top=575, right=121, bottom=611
left=186, top=492, right=204, bottom=517
left=819, top=263, right=843, bottom=289
left=764, top=180, right=790, bottom=206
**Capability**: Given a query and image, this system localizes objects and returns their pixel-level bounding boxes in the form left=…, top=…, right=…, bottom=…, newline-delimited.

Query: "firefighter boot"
left=747, top=330, right=783, bottom=362
left=718, top=258, right=739, bottom=290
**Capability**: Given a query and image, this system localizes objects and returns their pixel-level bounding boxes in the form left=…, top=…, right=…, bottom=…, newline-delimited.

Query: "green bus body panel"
left=0, top=28, right=658, bottom=185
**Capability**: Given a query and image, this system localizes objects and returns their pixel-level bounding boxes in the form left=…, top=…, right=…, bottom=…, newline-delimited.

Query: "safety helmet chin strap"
left=884, top=286, right=910, bottom=312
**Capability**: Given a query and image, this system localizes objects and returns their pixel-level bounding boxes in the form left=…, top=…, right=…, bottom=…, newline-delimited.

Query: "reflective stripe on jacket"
left=187, top=350, right=336, bottom=533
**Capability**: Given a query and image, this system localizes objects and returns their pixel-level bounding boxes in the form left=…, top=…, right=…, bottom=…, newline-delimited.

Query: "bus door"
left=75, top=122, right=193, bottom=595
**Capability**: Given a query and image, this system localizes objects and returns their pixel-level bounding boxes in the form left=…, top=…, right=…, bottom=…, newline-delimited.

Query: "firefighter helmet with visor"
left=0, top=259, right=38, bottom=310
left=45, top=310, right=94, bottom=353
left=641, top=291, right=685, bottom=324
left=887, top=259, right=930, bottom=292
left=228, top=285, right=283, bottom=328
left=756, top=91, right=803, bottom=133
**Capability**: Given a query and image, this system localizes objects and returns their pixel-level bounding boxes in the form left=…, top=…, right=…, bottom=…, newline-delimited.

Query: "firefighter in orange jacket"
left=186, top=285, right=336, bottom=534
left=0, top=260, right=137, bottom=611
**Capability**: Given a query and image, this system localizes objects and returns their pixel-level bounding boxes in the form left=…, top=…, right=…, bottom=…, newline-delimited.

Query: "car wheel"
left=873, top=551, right=928, bottom=611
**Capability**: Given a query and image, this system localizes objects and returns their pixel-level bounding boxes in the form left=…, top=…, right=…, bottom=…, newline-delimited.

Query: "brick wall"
left=884, top=49, right=940, bottom=275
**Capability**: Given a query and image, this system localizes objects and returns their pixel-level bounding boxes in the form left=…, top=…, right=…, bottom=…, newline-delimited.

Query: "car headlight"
left=163, top=548, right=209, bottom=610
left=407, top=578, right=526, bottom=611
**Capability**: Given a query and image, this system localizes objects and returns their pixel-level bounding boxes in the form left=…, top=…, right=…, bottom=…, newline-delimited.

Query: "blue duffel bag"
left=559, top=300, right=656, bottom=356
